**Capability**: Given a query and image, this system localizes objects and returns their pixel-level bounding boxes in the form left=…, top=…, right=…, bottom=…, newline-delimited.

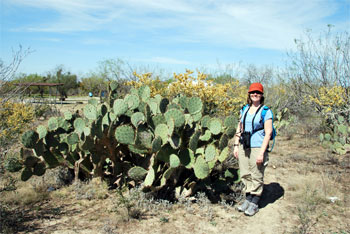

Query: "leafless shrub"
left=0, top=46, right=32, bottom=103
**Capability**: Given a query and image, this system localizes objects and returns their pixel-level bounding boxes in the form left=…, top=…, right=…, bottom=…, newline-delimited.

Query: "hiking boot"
left=236, top=199, right=251, bottom=212
left=244, top=202, right=259, bottom=216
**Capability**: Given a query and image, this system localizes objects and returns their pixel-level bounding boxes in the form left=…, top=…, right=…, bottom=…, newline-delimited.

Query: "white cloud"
left=149, top=56, right=190, bottom=65
left=6, top=0, right=345, bottom=50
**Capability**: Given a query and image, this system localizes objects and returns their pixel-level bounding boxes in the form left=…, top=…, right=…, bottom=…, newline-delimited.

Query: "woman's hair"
left=246, top=93, right=265, bottom=105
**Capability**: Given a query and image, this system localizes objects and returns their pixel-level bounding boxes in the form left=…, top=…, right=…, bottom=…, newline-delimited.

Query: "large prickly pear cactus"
left=15, top=83, right=240, bottom=196
left=320, top=115, right=350, bottom=155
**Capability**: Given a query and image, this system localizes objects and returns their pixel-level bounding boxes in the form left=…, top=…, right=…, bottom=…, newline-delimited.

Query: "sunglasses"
left=249, top=91, right=263, bottom=95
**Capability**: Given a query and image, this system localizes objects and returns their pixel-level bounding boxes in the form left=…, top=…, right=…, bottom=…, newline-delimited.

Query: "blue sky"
left=1, top=0, right=349, bottom=77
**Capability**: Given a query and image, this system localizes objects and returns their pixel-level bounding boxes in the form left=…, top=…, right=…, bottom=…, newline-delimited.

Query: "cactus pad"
left=219, top=134, right=229, bottom=150
left=4, top=157, right=23, bottom=172
left=204, top=144, right=216, bottom=162
left=170, top=154, right=180, bottom=168
left=192, top=112, right=202, bottom=122
left=209, top=118, right=222, bottom=135
left=113, top=99, right=128, bottom=116
left=167, top=117, right=175, bottom=136
left=110, top=80, right=119, bottom=91
left=152, top=136, right=162, bottom=152
left=157, top=144, right=176, bottom=163
left=128, top=145, right=148, bottom=154
left=99, top=104, right=108, bottom=116
left=155, top=124, right=169, bottom=145
left=199, top=130, right=211, bottom=141
left=225, top=126, right=236, bottom=138
left=154, top=94, right=162, bottom=104
left=74, top=118, right=85, bottom=134
left=224, top=115, right=237, bottom=128
left=80, top=136, right=94, bottom=151
left=124, top=94, right=140, bottom=110
left=218, top=147, right=229, bottom=162
left=179, top=96, right=188, bottom=109
left=102, top=114, right=110, bottom=128
left=148, top=100, right=158, bottom=115
left=33, top=140, right=45, bottom=156
left=165, top=109, right=185, bottom=128
left=160, top=98, right=170, bottom=113
left=169, top=133, right=181, bottom=149
left=21, top=130, right=39, bottom=148
left=128, top=166, right=148, bottom=181
left=109, top=112, right=117, bottom=122
left=48, top=117, right=59, bottom=131
left=196, top=147, right=205, bottom=155
left=135, top=126, right=153, bottom=149
left=151, top=114, right=166, bottom=129
left=193, top=156, right=209, bottom=179
left=67, top=132, right=79, bottom=145
left=144, top=167, right=155, bottom=186
left=33, top=162, right=46, bottom=176
left=83, top=127, right=91, bottom=137
left=84, top=104, right=98, bottom=120
left=188, top=97, right=203, bottom=114
left=189, top=130, right=201, bottom=152
left=179, top=148, right=195, bottom=169
left=58, top=118, right=71, bottom=132
left=64, top=111, right=73, bottom=120
left=201, top=115, right=211, bottom=128
left=24, top=156, right=40, bottom=168
left=131, top=112, right=145, bottom=127
left=115, top=125, right=135, bottom=145
left=184, top=114, right=193, bottom=127
left=36, top=125, right=47, bottom=140
left=205, top=144, right=217, bottom=162
left=21, top=167, right=33, bottom=181
left=138, top=86, right=151, bottom=102
left=167, top=103, right=180, bottom=110
left=163, top=168, right=175, bottom=181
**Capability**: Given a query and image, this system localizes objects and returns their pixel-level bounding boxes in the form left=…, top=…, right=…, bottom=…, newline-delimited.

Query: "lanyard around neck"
left=242, top=105, right=264, bottom=133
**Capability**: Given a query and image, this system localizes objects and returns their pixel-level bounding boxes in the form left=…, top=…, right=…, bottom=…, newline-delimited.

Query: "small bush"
left=0, top=99, right=34, bottom=144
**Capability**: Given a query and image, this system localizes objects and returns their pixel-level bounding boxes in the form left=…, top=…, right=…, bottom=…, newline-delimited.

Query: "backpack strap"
left=242, top=105, right=264, bottom=133
left=253, top=106, right=269, bottom=132
left=260, top=106, right=276, bottom=152
left=261, top=106, right=269, bottom=123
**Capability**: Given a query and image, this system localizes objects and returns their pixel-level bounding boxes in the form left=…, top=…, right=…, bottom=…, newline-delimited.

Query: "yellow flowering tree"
left=307, top=85, right=348, bottom=116
left=127, top=72, right=168, bottom=97
left=0, top=100, right=34, bottom=143
left=128, top=70, right=247, bottom=116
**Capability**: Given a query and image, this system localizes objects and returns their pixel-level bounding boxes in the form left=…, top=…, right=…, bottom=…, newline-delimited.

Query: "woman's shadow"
left=259, top=182, right=284, bottom=208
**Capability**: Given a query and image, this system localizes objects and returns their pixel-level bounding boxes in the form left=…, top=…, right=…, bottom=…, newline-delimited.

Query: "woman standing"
left=233, top=82, right=273, bottom=216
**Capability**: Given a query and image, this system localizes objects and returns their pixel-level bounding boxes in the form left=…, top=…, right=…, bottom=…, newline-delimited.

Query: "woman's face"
left=249, top=91, right=263, bottom=103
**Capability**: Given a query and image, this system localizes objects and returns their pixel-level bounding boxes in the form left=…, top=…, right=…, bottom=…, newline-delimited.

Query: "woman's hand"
left=233, top=146, right=239, bottom=159
left=256, top=152, right=264, bottom=164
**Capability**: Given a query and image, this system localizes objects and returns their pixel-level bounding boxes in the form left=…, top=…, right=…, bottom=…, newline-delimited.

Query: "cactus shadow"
left=258, top=182, right=284, bottom=209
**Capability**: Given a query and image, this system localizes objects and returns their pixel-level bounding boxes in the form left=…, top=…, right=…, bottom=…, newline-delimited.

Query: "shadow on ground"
left=0, top=202, right=80, bottom=234
left=259, top=182, right=284, bottom=208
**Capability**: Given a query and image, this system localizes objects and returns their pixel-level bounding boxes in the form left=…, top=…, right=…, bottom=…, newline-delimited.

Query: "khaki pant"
left=238, top=145, right=269, bottom=196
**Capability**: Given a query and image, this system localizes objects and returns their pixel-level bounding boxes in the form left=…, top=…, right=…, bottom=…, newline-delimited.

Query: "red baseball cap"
left=248, top=83, right=264, bottom=94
